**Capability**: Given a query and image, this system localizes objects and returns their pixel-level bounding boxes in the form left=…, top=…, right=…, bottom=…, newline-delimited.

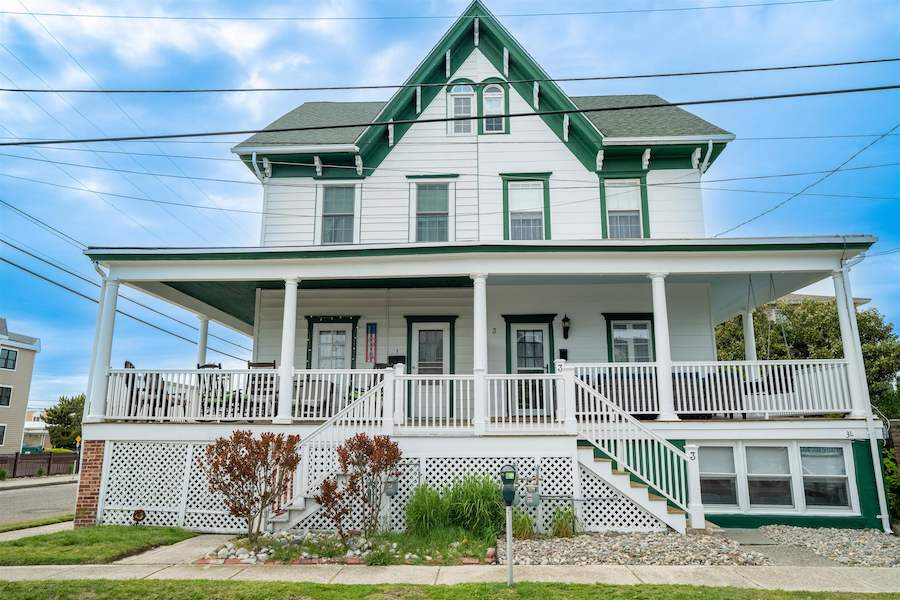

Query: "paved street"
left=0, top=482, right=77, bottom=524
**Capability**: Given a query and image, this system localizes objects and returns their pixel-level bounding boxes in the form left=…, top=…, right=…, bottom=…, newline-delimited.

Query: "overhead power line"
left=0, top=1, right=832, bottom=21
left=715, top=123, right=900, bottom=236
left=0, top=256, right=247, bottom=361
left=0, top=198, right=87, bottom=248
left=3, top=84, right=897, bottom=147
left=3, top=57, right=896, bottom=93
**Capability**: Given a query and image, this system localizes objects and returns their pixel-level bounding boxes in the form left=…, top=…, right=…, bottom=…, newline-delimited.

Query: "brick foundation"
left=74, top=440, right=105, bottom=528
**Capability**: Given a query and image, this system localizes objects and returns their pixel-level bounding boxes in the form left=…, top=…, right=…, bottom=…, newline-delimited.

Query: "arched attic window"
left=447, top=83, right=475, bottom=135
left=482, top=84, right=505, bottom=133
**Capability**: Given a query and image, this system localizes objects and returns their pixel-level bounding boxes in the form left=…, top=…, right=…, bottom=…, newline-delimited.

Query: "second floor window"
left=0, top=348, right=16, bottom=370
left=483, top=84, right=505, bottom=133
left=416, top=183, right=449, bottom=242
left=321, top=186, right=355, bottom=245
left=448, top=84, right=475, bottom=135
left=508, top=181, right=545, bottom=240
left=609, top=210, right=641, bottom=239
left=0, top=386, right=10, bottom=407
left=605, top=179, right=643, bottom=239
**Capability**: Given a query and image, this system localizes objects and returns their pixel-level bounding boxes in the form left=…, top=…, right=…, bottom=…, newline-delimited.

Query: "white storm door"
left=511, top=323, right=550, bottom=416
left=409, top=323, right=451, bottom=424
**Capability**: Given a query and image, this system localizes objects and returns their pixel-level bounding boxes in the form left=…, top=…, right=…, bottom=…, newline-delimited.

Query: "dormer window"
left=448, top=84, right=475, bottom=135
left=483, top=84, right=505, bottom=133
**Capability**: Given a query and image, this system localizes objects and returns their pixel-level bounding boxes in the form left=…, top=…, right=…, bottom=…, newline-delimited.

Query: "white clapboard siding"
left=259, top=48, right=706, bottom=247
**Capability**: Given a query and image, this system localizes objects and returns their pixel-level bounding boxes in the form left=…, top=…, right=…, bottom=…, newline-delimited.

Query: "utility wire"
left=0, top=256, right=247, bottom=361
left=0, top=198, right=87, bottom=249
left=3, top=84, right=897, bottom=147
left=715, top=124, right=900, bottom=235
left=3, top=57, right=895, bottom=93
left=0, top=237, right=252, bottom=352
left=0, top=1, right=832, bottom=21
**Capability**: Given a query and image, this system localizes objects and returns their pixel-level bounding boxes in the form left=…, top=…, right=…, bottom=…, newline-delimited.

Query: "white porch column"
left=86, top=279, right=120, bottom=422
left=196, top=316, right=209, bottom=366
left=684, top=444, right=706, bottom=529
left=471, top=273, right=488, bottom=435
left=274, top=278, right=299, bottom=424
left=649, top=273, right=678, bottom=420
left=832, top=270, right=867, bottom=418
left=742, top=309, right=757, bottom=362
left=84, top=277, right=108, bottom=405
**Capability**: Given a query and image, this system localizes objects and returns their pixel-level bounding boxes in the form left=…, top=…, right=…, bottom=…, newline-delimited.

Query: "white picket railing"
left=485, top=373, right=563, bottom=431
left=293, top=369, right=384, bottom=420
left=105, top=368, right=279, bottom=421
left=576, top=378, right=689, bottom=510
left=569, top=363, right=659, bottom=415
left=396, top=374, right=475, bottom=430
left=672, top=360, right=852, bottom=417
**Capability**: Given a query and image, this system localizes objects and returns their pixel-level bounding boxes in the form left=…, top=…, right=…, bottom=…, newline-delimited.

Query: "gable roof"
left=570, top=95, right=731, bottom=139
left=233, top=101, right=386, bottom=149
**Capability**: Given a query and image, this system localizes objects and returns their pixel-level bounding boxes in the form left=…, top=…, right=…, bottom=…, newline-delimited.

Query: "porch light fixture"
left=562, top=315, right=571, bottom=340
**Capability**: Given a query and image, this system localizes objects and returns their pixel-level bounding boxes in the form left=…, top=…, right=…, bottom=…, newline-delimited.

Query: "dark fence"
left=0, top=452, right=79, bottom=478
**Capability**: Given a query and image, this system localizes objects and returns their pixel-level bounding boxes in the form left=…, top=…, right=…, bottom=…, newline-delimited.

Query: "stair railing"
left=575, top=378, right=689, bottom=511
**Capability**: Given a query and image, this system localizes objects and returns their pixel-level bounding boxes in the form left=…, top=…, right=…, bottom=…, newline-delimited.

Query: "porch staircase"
left=268, top=379, right=388, bottom=531
left=574, top=378, right=690, bottom=533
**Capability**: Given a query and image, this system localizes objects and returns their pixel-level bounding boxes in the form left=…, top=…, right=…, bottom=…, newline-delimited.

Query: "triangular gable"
left=354, top=0, right=604, bottom=174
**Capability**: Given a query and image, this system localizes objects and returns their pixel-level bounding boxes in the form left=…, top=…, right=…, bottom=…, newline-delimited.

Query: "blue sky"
left=0, top=0, right=898, bottom=409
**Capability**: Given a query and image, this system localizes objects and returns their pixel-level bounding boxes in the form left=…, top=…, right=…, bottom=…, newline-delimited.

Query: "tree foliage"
left=42, top=394, right=85, bottom=449
left=203, top=431, right=300, bottom=542
left=716, top=299, right=900, bottom=417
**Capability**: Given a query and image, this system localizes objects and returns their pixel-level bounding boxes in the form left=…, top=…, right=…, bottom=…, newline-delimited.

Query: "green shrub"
left=0, top=469, right=6, bottom=481
left=883, top=449, right=900, bottom=523
left=405, top=483, right=449, bottom=535
left=551, top=506, right=578, bottom=538
left=511, top=509, right=534, bottom=540
left=35, top=468, right=44, bottom=477
left=446, top=475, right=504, bottom=534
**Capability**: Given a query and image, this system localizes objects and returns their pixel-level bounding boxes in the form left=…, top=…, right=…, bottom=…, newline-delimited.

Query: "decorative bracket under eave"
left=314, top=155, right=322, bottom=177
left=355, top=155, right=364, bottom=176
left=533, top=81, right=540, bottom=109
left=691, top=147, right=702, bottom=170
left=595, top=149, right=604, bottom=171
left=503, top=48, right=509, bottom=77
left=262, top=157, right=272, bottom=179
left=642, top=148, right=651, bottom=170
left=563, top=114, right=570, bottom=142
left=474, top=17, right=479, bottom=46
left=445, top=50, right=451, bottom=78
left=416, top=85, right=422, bottom=114
left=388, top=120, right=395, bottom=147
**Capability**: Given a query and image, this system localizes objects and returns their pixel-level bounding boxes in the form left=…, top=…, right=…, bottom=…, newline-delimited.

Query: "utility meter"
left=499, top=464, right=517, bottom=506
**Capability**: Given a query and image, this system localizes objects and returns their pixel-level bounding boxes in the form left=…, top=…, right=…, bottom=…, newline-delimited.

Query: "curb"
left=0, top=477, right=79, bottom=492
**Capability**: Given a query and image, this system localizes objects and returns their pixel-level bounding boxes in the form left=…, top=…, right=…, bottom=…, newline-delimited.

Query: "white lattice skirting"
left=98, top=442, right=665, bottom=533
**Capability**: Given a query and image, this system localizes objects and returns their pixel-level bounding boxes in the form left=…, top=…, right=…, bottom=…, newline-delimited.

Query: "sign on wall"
left=365, top=323, right=377, bottom=363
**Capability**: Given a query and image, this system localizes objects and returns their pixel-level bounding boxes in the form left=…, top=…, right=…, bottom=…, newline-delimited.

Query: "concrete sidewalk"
left=0, top=521, right=73, bottom=542
left=0, top=474, right=78, bottom=492
left=1, top=563, right=899, bottom=592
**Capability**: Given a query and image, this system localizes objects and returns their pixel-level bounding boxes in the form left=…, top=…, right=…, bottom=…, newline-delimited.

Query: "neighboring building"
left=22, top=410, right=51, bottom=451
left=75, top=1, right=890, bottom=533
left=0, top=318, right=41, bottom=454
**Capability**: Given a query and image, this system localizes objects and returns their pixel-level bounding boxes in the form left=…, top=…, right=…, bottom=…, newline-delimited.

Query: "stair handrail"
left=575, top=378, right=689, bottom=510
left=297, top=379, right=387, bottom=451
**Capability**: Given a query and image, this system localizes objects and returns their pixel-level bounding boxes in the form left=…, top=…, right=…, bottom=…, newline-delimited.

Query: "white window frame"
left=607, top=209, right=643, bottom=239
left=0, top=424, right=5, bottom=446
left=605, top=179, right=644, bottom=239
left=408, top=180, right=456, bottom=243
left=0, top=347, right=17, bottom=371
left=609, top=318, right=654, bottom=363
left=698, top=445, right=741, bottom=509
left=0, top=384, right=11, bottom=408
left=507, top=180, right=546, bottom=241
left=314, top=182, right=361, bottom=246
left=482, top=84, right=505, bottom=134
left=745, top=443, right=796, bottom=510
left=694, top=440, right=859, bottom=517
left=311, top=322, right=354, bottom=369
left=447, top=84, right=475, bottom=136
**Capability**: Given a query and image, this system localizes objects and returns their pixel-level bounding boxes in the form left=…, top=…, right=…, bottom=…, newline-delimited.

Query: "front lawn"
left=0, top=581, right=894, bottom=600
left=0, top=525, right=195, bottom=565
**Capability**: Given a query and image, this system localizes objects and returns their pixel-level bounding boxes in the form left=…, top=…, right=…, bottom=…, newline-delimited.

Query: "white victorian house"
left=76, top=1, right=890, bottom=535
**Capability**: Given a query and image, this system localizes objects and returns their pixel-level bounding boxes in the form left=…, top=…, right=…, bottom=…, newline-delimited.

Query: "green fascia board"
left=406, top=173, right=460, bottom=179
left=91, top=239, right=874, bottom=263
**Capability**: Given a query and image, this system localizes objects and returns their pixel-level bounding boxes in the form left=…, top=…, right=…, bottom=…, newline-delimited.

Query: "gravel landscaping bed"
left=760, top=525, right=900, bottom=567
left=497, top=531, right=770, bottom=566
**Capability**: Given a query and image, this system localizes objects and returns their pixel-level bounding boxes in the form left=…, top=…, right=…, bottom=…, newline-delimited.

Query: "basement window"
left=801, top=446, right=850, bottom=508
left=746, top=446, right=794, bottom=507
left=699, top=446, right=738, bottom=505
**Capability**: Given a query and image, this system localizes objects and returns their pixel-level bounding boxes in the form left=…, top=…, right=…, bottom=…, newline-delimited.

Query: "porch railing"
left=105, top=368, right=279, bottom=421
left=672, top=359, right=852, bottom=417
left=396, top=374, right=475, bottom=430
left=293, top=369, right=384, bottom=421
left=485, top=373, right=563, bottom=431
left=569, top=362, right=659, bottom=415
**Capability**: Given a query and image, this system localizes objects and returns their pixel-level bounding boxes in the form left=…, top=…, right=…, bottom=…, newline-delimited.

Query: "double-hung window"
left=448, top=84, right=475, bottom=135
left=610, top=319, right=653, bottom=362
left=699, top=446, right=738, bottom=505
left=415, top=183, right=449, bottom=242
left=746, top=446, right=793, bottom=507
left=321, top=186, right=355, bottom=245
left=0, top=386, right=10, bottom=407
left=508, top=181, right=545, bottom=240
left=605, top=179, right=643, bottom=239
left=801, top=446, right=850, bottom=508
left=0, top=348, right=16, bottom=370
left=483, top=84, right=505, bottom=133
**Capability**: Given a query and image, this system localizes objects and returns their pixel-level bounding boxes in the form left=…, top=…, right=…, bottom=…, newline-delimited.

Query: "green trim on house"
left=599, top=172, right=651, bottom=239
left=405, top=174, right=460, bottom=180
left=404, top=316, right=458, bottom=416
left=705, top=441, right=884, bottom=530
left=304, top=315, right=361, bottom=369
left=602, top=312, right=655, bottom=362
left=90, top=239, right=873, bottom=263
left=477, top=77, right=510, bottom=135
left=502, top=314, right=557, bottom=374
left=500, top=173, right=552, bottom=240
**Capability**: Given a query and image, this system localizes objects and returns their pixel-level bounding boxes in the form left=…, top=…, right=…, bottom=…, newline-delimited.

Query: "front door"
left=411, top=323, right=450, bottom=375
left=311, top=323, right=353, bottom=369
left=510, top=323, right=550, bottom=415
left=409, top=323, right=451, bottom=423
